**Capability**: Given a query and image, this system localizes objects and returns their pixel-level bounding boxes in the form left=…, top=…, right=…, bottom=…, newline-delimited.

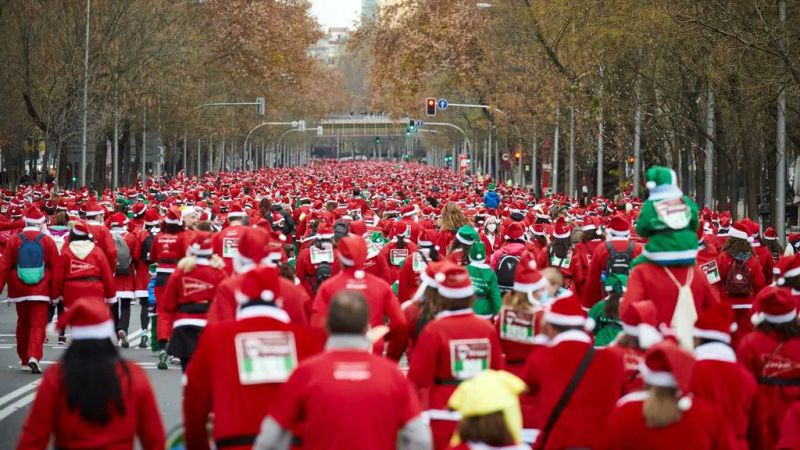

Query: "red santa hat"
left=391, top=222, right=411, bottom=240
left=505, top=221, right=525, bottom=240
left=763, top=227, right=778, bottom=241
left=233, top=228, right=271, bottom=272
left=56, top=297, right=115, bottom=340
left=227, top=202, right=246, bottom=220
left=143, top=207, right=161, bottom=226
left=23, top=206, right=46, bottom=225
left=418, top=228, right=438, bottom=248
left=552, top=217, right=572, bottom=240
left=164, top=206, right=183, bottom=225
left=513, top=253, right=547, bottom=294
left=402, top=205, right=417, bottom=217
left=108, top=212, right=127, bottom=228
left=270, top=211, right=285, bottom=227
left=607, top=214, right=631, bottom=238
left=530, top=223, right=546, bottom=237
left=751, top=286, right=797, bottom=326
left=640, top=342, right=696, bottom=410
left=781, top=253, right=800, bottom=280
left=235, top=266, right=282, bottom=305
left=348, top=220, right=367, bottom=237
left=189, top=232, right=214, bottom=257
left=619, top=300, right=663, bottom=349
left=435, top=263, right=474, bottom=299
left=316, top=222, right=334, bottom=240
left=337, top=236, right=367, bottom=279
left=727, top=221, right=749, bottom=240
left=82, top=202, right=105, bottom=218
left=130, top=202, right=146, bottom=217
left=544, top=294, right=594, bottom=331
left=693, top=302, right=736, bottom=344
left=71, top=221, right=93, bottom=239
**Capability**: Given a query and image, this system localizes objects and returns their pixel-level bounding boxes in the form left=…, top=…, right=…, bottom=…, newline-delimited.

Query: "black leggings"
left=47, top=303, right=65, bottom=337
left=110, top=298, right=150, bottom=333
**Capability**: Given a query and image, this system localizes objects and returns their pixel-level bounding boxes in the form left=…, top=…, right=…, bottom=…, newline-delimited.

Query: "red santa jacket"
left=0, top=227, right=59, bottom=302
left=397, top=251, right=435, bottom=303
left=690, top=342, right=758, bottom=450
left=400, top=217, right=422, bottom=242
left=736, top=330, right=800, bottom=450
left=584, top=238, right=643, bottom=308
left=111, top=230, right=141, bottom=299
left=380, top=241, right=417, bottom=283
left=51, top=241, right=116, bottom=308
left=212, top=224, right=248, bottom=275
left=310, top=267, right=407, bottom=360
left=87, top=219, right=117, bottom=271
left=295, top=242, right=340, bottom=297
left=715, top=251, right=766, bottom=308
left=183, top=306, right=324, bottom=450
left=625, top=263, right=720, bottom=327
left=572, top=239, right=602, bottom=300
left=150, top=229, right=192, bottom=275
left=207, top=271, right=309, bottom=327
left=363, top=250, right=392, bottom=284
left=480, top=231, right=503, bottom=253
left=595, top=392, right=737, bottom=450
left=522, top=330, right=624, bottom=449
left=162, top=257, right=226, bottom=326
left=752, top=243, right=775, bottom=286
left=134, top=227, right=154, bottom=298
left=607, top=342, right=645, bottom=395
left=696, top=240, right=720, bottom=288
left=17, top=361, right=165, bottom=450
left=778, top=401, right=800, bottom=450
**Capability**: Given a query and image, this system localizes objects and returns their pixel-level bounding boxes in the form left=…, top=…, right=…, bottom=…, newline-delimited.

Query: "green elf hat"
left=148, top=263, right=157, bottom=276
left=469, top=242, right=487, bottom=261
left=645, top=166, right=683, bottom=201
left=488, top=183, right=496, bottom=191
left=603, top=273, right=628, bottom=294
left=455, top=225, right=479, bottom=246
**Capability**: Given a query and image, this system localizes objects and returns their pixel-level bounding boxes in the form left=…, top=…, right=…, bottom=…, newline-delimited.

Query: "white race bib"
left=235, top=331, right=298, bottom=385
left=449, top=338, right=491, bottom=380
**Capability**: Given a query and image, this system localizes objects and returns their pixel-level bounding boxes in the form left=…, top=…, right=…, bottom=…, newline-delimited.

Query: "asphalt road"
left=0, top=301, right=182, bottom=449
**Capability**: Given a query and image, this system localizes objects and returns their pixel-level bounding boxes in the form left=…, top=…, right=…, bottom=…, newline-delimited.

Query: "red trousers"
left=155, top=285, right=172, bottom=342
left=16, top=301, right=49, bottom=363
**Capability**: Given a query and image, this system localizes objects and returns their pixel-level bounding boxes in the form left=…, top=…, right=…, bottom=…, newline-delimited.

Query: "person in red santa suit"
left=479, top=216, right=503, bottom=254
left=743, top=218, right=775, bottom=284
left=381, top=221, right=418, bottom=283
left=212, top=202, right=249, bottom=275
left=778, top=400, right=800, bottom=450
left=520, top=293, right=624, bottom=449
left=0, top=206, right=59, bottom=373
left=348, top=220, right=392, bottom=284
left=545, top=217, right=583, bottom=293
left=407, top=262, right=504, bottom=450
left=689, top=302, right=757, bottom=450
left=254, top=291, right=432, bottom=450
left=80, top=201, right=117, bottom=270
left=399, top=204, right=423, bottom=242
left=183, top=266, right=324, bottom=450
left=596, top=342, right=737, bottom=450
left=400, top=261, right=448, bottom=360
left=133, top=206, right=160, bottom=349
left=607, top=300, right=663, bottom=395
left=295, top=222, right=339, bottom=297
left=51, top=220, right=116, bottom=308
left=437, top=202, right=471, bottom=252
left=696, top=220, right=721, bottom=284
left=17, top=298, right=165, bottom=450
left=572, top=217, right=603, bottom=305
left=717, top=213, right=732, bottom=247
left=715, top=221, right=766, bottom=344
left=150, top=206, right=192, bottom=366
left=398, top=228, right=442, bottom=304
left=208, top=227, right=309, bottom=327
left=736, top=286, right=800, bottom=450
left=108, top=212, right=141, bottom=348
left=161, top=232, right=226, bottom=372
left=490, top=222, right=528, bottom=271
left=310, top=235, right=407, bottom=361
left=584, top=214, right=643, bottom=308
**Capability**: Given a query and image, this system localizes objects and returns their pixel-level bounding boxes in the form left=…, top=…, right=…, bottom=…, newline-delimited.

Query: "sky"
left=310, top=0, right=361, bottom=29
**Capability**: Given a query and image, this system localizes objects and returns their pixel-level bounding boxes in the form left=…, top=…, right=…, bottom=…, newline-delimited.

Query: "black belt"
left=178, top=302, right=210, bottom=314
left=757, top=377, right=800, bottom=386
left=506, top=359, right=526, bottom=365
left=434, top=378, right=462, bottom=386
left=69, top=276, right=100, bottom=282
left=216, top=435, right=303, bottom=448
left=159, top=258, right=179, bottom=265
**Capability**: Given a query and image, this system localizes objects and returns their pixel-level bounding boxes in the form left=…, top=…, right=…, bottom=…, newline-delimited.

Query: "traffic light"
left=514, top=151, right=521, bottom=160
left=408, top=120, right=415, bottom=132
left=426, top=98, right=436, bottom=116
left=375, top=136, right=381, bottom=144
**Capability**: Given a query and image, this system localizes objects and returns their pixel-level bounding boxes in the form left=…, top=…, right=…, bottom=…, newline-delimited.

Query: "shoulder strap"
left=34, top=234, right=43, bottom=243
left=537, top=346, right=596, bottom=449
left=18, top=233, right=27, bottom=243
left=626, top=240, right=634, bottom=253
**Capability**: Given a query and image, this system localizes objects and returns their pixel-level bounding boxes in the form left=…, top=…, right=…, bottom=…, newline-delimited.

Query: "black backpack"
left=726, top=258, right=752, bottom=298
left=314, top=261, right=333, bottom=292
left=141, top=232, right=155, bottom=265
left=495, top=254, right=520, bottom=292
left=604, top=241, right=634, bottom=276
left=333, top=220, right=350, bottom=243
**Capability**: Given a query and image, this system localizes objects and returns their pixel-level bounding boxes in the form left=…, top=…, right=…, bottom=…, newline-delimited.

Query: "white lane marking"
left=0, top=380, right=40, bottom=409
left=0, top=393, right=36, bottom=421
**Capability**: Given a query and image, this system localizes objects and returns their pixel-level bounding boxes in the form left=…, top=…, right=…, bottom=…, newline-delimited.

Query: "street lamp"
left=476, top=2, right=494, bottom=8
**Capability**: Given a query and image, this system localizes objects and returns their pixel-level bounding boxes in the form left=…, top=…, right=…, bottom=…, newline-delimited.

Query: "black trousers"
left=110, top=298, right=150, bottom=333
left=47, top=303, right=65, bottom=337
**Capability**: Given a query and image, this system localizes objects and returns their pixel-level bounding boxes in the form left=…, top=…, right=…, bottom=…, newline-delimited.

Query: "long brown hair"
left=502, top=291, right=535, bottom=312
left=417, top=286, right=445, bottom=336
left=643, top=386, right=682, bottom=428
left=722, top=236, right=752, bottom=258
left=440, top=202, right=469, bottom=232
left=756, top=320, right=800, bottom=341
left=457, top=411, right=516, bottom=447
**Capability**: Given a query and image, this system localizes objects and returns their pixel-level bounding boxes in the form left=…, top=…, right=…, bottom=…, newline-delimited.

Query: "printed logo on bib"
left=222, top=237, right=239, bottom=258
left=367, top=241, right=382, bottom=259
left=449, top=338, right=490, bottom=380
left=234, top=331, right=298, bottom=385
left=412, top=253, right=426, bottom=272
left=550, top=250, right=572, bottom=269
left=333, top=362, right=371, bottom=381
left=310, top=244, right=334, bottom=264
left=761, top=354, right=800, bottom=379
left=500, top=309, right=535, bottom=343
left=390, top=249, right=409, bottom=266
left=70, top=260, right=96, bottom=274
left=700, top=260, right=720, bottom=284
left=182, top=277, right=214, bottom=296
left=654, top=198, right=691, bottom=230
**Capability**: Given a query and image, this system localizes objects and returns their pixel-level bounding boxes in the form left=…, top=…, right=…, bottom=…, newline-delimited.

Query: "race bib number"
left=390, top=249, right=409, bottom=266
left=654, top=198, right=691, bottom=230
left=412, top=252, right=426, bottom=272
left=500, top=309, right=535, bottom=343
left=310, top=244, right=334, bottom=264
left=235, top=331, right=298, bottom=385
left=700, top=260, right=720, bottom=284
left=367, top=241, right=382, bottom=259
left=222, top=237, right=239, bottom=258
left=550, top=250, right=572, bottom=269
left=449, top=338, right=491, bottom=380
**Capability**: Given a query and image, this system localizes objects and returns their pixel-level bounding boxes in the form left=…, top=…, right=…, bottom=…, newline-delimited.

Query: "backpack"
left=17, top=233, right=45, bottom=285
left=315, top=261, right=332, bottom=291
left=140, top=232, right=155, bottom=264
left=604, top=241, right=634, bottom=277
left=113, top=233, right=133, bottom=276
left=725, top=258, right=752, bottom=298
left=333, top=220, right=350, bottom=242
left=495, top=253, right=520, bottom=292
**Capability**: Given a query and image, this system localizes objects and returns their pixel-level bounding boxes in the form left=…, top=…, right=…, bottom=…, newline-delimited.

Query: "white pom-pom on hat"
left=435, top=272, right=446, bottom=283
left=677, top=395, right=693, bottom=411
left=261, top=291, right=275, bottom=302
left=646, top=181, right=656, bottom=189
left=355, top=270, right=365, bottom=280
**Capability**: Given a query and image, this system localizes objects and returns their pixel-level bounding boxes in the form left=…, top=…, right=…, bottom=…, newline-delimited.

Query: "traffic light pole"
left=244, top=121, right=299, bottom=156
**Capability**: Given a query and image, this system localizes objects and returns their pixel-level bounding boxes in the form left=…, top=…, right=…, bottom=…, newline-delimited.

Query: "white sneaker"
left=28, top=358, right=41, bottom=374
